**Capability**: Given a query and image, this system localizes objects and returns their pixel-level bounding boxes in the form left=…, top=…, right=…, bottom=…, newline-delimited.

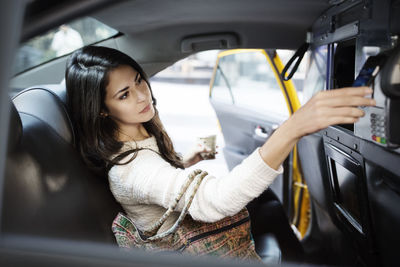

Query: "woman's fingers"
left=312, top=87, right=372, bottom=105
left=317, top=95, right=375, bottom=108
left=305, top=108, right=363, bottom=132
left=312, top=87, right=375, bottom=108
left=325, top=107, right=366, bottom=118
left=290, top=86, right=377, bottom=138
left=325, top=116, right=360, bottom=127
left=321, top=86, right=372, bottom=98
left=310, top=106, right=365, bottom=118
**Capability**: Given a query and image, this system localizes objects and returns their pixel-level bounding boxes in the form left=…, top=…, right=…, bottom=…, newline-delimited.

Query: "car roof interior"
left=12, top=0, right=331, bottom=89
left=91, top=0, right=330, bottom=54
left=20, top=0, right=330, bottom=75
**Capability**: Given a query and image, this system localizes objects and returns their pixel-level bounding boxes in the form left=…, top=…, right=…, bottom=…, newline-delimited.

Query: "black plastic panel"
left=323, top=127, right=379, bottom=265
left=324, top=143, right=365, bottom=235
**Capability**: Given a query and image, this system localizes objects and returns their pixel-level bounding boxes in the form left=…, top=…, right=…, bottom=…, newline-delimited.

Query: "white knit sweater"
left=108, top=136, right=283, bottom=233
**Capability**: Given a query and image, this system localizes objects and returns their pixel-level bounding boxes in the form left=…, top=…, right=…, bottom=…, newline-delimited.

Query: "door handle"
left=254, top=126, right=269, bottom=139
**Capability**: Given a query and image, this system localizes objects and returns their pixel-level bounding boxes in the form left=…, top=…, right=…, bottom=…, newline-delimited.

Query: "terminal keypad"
left=370, top=113, right=386, bottom=144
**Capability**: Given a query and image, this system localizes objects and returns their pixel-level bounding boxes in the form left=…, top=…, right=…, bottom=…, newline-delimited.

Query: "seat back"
left=297, top=132, right=360, bottom=264
left=297, top=132, right=332, bottom=212
left=247, top=188, right=303, bottom=263
left=3, top=85, right=122, bottom=244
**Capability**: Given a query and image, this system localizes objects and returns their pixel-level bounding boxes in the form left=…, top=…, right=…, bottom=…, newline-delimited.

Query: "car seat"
left=247, top=187, right=304, bottom=264
left=3, top=84, right=123, bottom=243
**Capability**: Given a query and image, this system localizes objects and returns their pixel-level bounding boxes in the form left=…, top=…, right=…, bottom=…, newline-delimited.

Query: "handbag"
left=111, top=169, right=262, bottom=262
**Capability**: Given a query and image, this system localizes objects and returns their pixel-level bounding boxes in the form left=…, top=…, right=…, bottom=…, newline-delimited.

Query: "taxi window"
left=211, top=51, right=289, bottom=118
left=300, top=45, right=327, bottom=104
left=13, top=17, right=118, bottom=75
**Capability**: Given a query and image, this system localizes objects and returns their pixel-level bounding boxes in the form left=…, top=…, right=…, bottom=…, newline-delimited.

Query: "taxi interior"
left=1, top=0, right=399, bottom=266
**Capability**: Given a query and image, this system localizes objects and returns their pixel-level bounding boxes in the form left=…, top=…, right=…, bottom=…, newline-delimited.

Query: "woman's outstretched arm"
left=108, top=86, right=376, bottom=223
left=258, top=86, right=375, bottom=170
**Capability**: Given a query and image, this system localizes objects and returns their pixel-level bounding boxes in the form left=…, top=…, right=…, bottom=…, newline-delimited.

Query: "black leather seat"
left=3, top=84, right=122, bottom=243
left=297, top=133, right=333, bottom=214
left=247, top=188, right=304, bottom=264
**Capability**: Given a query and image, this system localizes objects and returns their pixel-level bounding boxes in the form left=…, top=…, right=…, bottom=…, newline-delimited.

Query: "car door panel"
left=209, top=49, right=296, bottom=207
left=210, top=101, right=283, bottom=165
left=210, top=100, right=285, bottom=201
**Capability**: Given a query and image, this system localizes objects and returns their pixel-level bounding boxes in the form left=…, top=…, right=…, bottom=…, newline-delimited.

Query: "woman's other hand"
left=183, top=144, right=218, bottom=168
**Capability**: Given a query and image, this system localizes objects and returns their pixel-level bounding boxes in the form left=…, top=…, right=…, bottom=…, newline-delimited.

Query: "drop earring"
left=100, top=112, right=108, bottom=118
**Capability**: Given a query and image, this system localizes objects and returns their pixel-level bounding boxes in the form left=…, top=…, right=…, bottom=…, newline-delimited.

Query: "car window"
left=300, top=45, right=328, bottom=104
left=277, top=49, right=310, bottom=104
left=13, top=16, right=118, bottom=75
left=149, top=50, right=228, bottom=177
left=211, top=51, right=289, bottom=118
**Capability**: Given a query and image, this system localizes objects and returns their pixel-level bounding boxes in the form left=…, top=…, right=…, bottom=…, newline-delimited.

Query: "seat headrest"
left=7, top=100, right=22, bottom=153
left=12, top=84, right=74, bottom=144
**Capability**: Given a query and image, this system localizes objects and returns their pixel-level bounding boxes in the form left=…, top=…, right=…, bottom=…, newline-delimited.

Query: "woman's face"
left=104, top=64, right=155, bottom=130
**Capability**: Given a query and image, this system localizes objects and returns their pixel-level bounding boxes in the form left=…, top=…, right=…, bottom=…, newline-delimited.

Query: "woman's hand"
left=182, top=144, right=218, bottom=168
left=289, top=86, right=375, bottom=139
left=258, top=86, right=376, bottom=171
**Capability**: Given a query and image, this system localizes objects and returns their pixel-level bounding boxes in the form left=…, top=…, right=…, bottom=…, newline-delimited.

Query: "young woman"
left=65, top=45, right=375, bottom=255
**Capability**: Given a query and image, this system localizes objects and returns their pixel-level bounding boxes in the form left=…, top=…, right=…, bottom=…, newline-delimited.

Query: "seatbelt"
left=281, top=43, right=309, bottom=81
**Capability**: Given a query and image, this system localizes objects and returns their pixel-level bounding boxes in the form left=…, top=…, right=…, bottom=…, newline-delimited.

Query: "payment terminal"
left=354, top=45, right=400, bottom=150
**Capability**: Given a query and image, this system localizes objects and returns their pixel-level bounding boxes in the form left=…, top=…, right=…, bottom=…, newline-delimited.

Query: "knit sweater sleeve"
left=108, top=147, right=283, bottom=223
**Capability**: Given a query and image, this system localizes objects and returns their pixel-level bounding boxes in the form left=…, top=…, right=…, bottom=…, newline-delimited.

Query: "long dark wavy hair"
left=65, top=45, right=184, bottom=175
